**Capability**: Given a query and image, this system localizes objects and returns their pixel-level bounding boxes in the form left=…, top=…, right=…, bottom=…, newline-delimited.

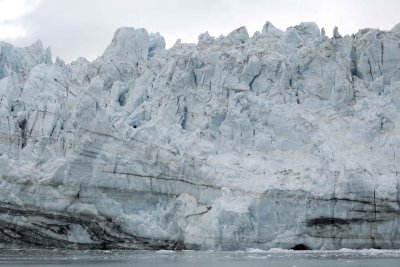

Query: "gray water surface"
left=0, top=249, right=399, bottom=267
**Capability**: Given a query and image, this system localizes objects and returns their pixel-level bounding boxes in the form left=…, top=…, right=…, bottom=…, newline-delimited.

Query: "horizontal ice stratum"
left=1, top=22, right=400, bottom=250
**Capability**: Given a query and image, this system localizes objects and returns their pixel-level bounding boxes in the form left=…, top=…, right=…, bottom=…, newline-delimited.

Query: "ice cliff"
left=1, top=22, right=400, bottom=250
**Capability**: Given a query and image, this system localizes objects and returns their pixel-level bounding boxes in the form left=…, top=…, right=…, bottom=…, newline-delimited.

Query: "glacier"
left=1, top=21, right=400, bottom=250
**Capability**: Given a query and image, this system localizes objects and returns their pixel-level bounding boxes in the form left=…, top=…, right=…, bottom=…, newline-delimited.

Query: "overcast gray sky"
left=1, top=0, right=399, bottom=62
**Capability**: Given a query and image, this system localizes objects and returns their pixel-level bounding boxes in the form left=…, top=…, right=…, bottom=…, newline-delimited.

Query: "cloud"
left=0, top=0, right=37, bottom=20
left=0, top=0, right=42, bottom=39
left=1, top=0, right=399, bottom=62
left=0, top=24, right=25, bottom=39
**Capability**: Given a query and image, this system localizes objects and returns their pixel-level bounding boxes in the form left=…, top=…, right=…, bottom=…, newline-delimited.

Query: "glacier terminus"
left=1, top=22, right=400, bottom=250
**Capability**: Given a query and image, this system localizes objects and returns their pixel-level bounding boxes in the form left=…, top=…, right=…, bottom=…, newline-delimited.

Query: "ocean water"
left=0, top=249, right=399, bottom=267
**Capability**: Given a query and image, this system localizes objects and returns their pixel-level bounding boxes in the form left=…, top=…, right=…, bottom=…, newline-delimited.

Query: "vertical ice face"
left=262, top=21, right=284, bottom=38
left=148, top=32, right=166, bottom=58
left=103, top=27, right=150, bottom=64
left=1, top=22, right=400, bottom=250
